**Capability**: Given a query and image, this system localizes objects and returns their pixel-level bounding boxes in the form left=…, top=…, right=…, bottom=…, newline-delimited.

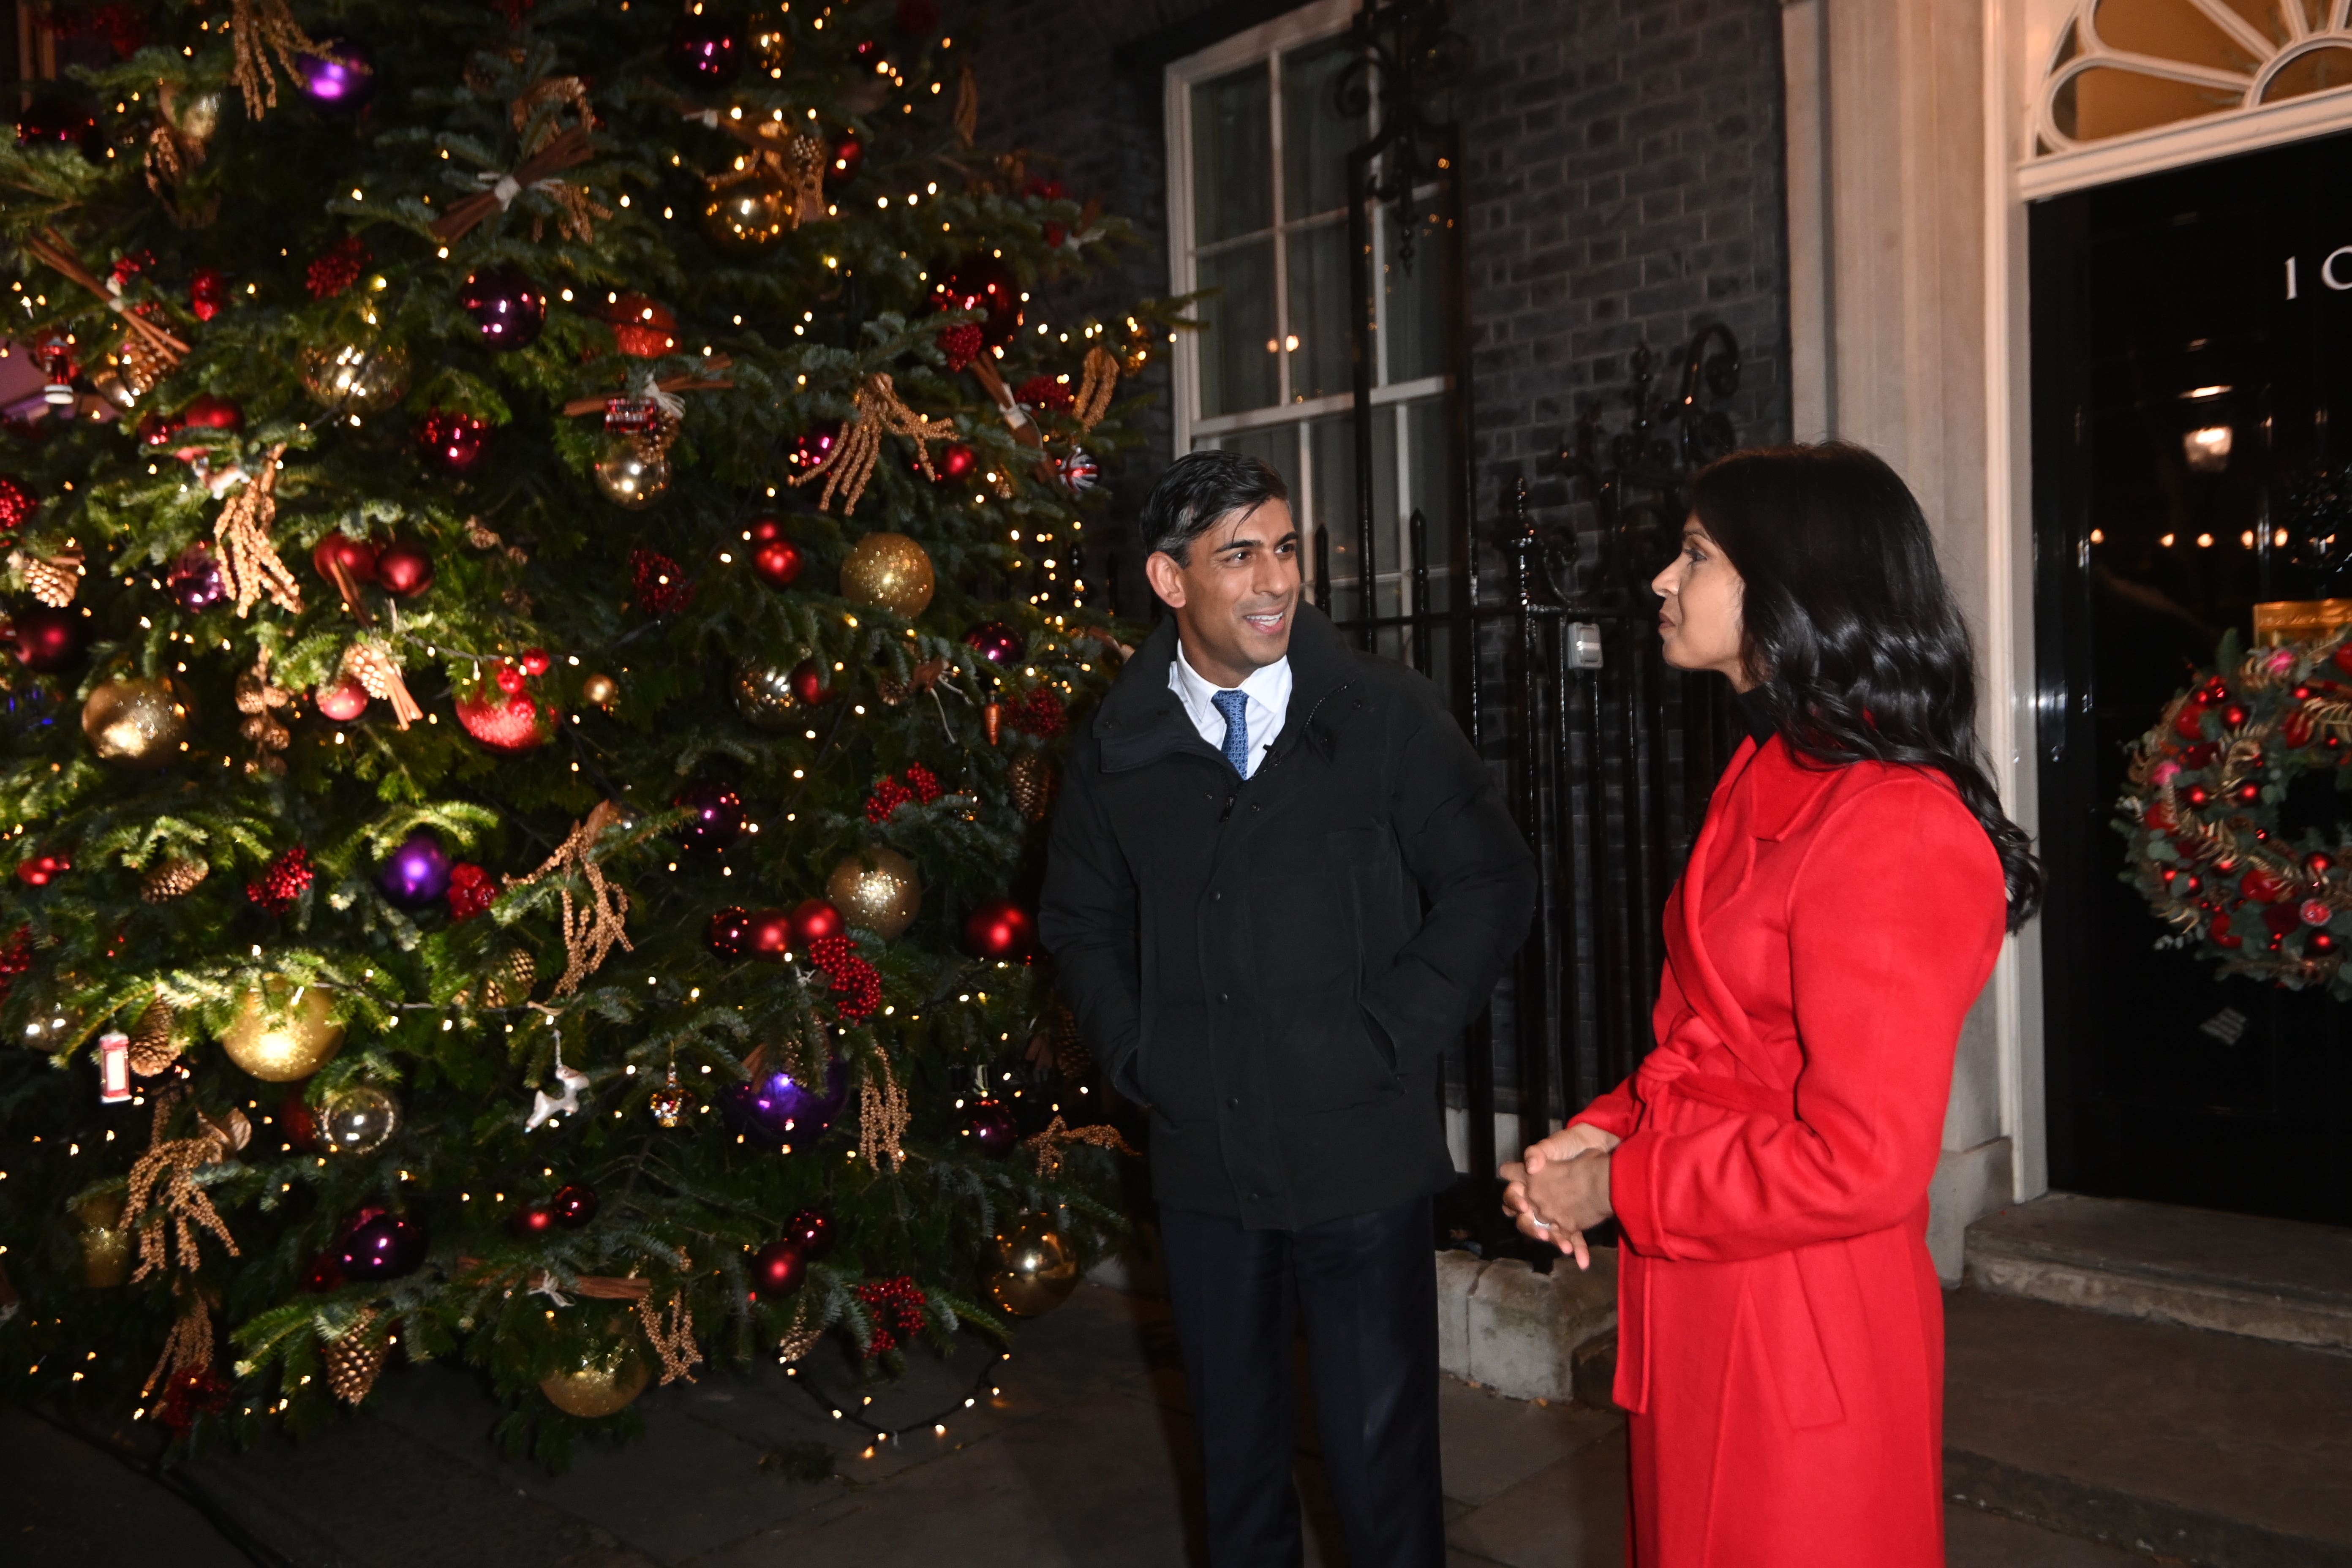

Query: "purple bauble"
left=963, top=621, right=1027, bottom=667
left=964, top=1097, right=1021, bottom=1157
left=167, top=542, right=225, bottom=612
left=378, top=830, right=453, bottom=908
left=296, top=39, right=376, bottom=111
left=671, top=781, right=745, bottom=853
left=336, top=1210, right=426, bottom=1280
left=719, top=1060, right=849, bottom=1146
left=457, top=266, right=547, bottom=353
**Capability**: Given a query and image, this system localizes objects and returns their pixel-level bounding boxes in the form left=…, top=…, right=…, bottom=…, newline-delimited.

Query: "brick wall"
left=957, top=0, right=1791, bottom=601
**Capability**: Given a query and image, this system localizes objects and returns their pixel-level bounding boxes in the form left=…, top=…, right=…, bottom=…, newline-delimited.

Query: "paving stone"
left=1967, top=1192, right=2352, bottom=1351
left=1442, top=1421, right=1630, bottom=1568
left=1945, top=1503, right=2169, bottom=1568
left=0, top=1407, right=253, bottom=1568
left=1436, top=1377, right=1620, bottom=1509
left=1945, top=1288, right=2352, bottom=1568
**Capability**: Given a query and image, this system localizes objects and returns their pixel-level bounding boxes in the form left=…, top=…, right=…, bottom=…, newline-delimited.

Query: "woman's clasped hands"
left=1498, top=1122, right=1621, bottom=1270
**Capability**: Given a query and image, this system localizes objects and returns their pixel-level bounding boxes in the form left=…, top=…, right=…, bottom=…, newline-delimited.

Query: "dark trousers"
left=1159, top=1197, right=1444, bottom=1568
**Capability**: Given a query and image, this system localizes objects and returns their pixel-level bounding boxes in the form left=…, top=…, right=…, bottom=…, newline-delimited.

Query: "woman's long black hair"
left=1689, top=442, right=2044, bottom=931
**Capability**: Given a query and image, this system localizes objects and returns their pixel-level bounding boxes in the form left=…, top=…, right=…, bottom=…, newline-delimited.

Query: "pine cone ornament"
left=1050, top=1000, right=1090, bottom=1084
left=22, top=548, right=83, bottom=607
left=1008, top=752, right=1059, bottom=822
left=127, top=1000, right=181, bottom=1077
left=476, top=948, right=537, bottom=1008
left=324, top=1310, right=386, bottom=1405
left=141, top=857, right=210, bottom=902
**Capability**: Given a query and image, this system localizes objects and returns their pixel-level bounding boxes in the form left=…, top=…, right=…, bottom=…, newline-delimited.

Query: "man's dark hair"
left=1138, top=449, right=1289, bottom=566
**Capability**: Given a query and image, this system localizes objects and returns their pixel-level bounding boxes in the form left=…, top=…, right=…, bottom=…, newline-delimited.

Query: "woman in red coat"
left=1503, top=443, right=2041, bottom=1567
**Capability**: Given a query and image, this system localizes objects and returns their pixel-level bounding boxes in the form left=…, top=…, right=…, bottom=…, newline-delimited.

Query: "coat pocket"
left=1747, top=1250, right=1846, bottom=1430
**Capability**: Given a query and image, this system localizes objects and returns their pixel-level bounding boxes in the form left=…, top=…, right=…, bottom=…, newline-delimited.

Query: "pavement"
left=4, top=1281, right=2153, bottom=1568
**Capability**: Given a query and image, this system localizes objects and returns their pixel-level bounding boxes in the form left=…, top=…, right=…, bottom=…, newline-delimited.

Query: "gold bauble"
left=581, top=672, right=619, bottom=707
left=319, top=1083, right=402, bottom=1157
left=827, top=847, right=922, bottom=940
left=986, top=1211, right=1081, bottom=1318
left=82, top=677, right=194, bottom=769
left=700, top=161, right=795, bottom=257
left=300, top=336, right=411, bottom=415
left=74, top=1192, right=133, bottom=1288
left=539, top=1347, right=651, bottom=1418
left=731, top=659, right=800, bottom=731
left=593, top=434, right=670, bottom=509
left=220, top=986, right=345, bottom=1083
left=750, top=10, right=795, bottom=74
left=840, top=532, right=936, bottom=620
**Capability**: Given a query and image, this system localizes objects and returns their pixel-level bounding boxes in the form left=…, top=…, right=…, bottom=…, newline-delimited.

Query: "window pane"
left=1193, top=66, right=1272, bottom=244
left=1198, top=242, right=1281, bottom=415
left=1402, top=397, right=1450, bottom=611
left=1282, top=38, right=1361, bottom=221
left=1309, top=410, right=1396, bottom=623
left=1382, top=204, right=1446, bottom=384
left=1220, top=425, right=1300, bottom=509
left=1287, top=219, right=1353, bottom=402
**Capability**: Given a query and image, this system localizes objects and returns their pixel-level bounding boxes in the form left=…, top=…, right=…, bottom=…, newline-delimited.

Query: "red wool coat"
left=1569, top=735, right=2006, bottom=1568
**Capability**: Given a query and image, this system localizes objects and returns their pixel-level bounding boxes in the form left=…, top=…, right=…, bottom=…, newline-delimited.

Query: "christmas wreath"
left=2118, top=627, right=2352, bottom=994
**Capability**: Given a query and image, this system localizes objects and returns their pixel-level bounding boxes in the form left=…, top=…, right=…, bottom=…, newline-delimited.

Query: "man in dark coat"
left=1040, top=450, right=1535, bottom=1567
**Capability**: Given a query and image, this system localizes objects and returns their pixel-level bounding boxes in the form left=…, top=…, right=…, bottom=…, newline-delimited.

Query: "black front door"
left=2031, top=130, right=2352, bottom=1226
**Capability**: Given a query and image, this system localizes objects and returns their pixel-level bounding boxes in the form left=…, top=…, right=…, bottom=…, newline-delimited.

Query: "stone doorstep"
left=1437, top=1245, right=1619, bottom=1405
left=1964, top=1192, right=2352, bottom=1353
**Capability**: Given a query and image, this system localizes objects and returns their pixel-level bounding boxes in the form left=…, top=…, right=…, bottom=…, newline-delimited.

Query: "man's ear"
left=1144, top=550, right=1188, bottom=610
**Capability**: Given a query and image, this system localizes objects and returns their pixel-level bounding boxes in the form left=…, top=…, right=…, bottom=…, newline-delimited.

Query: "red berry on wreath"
left=2223, top=704, right=2249, bottom=728
left=2185, top=785, right=2209, bottom=807
left=447, top=863, right=495, bottom=922
left=0, top=474, right=36, bottom=541
left=495, top=665, right=526, bottom=696
left=520, top=648, right=551, bottom=677
left=2314, top=932, right=2337, bottom=954
left=2311, top=852, right=2335, bottom=874
left=2238, top=782, right=2261, bottom=803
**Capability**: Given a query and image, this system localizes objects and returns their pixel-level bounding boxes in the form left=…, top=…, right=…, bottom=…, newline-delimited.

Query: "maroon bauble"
left=961, top=897, right=1037, bottom=961
left=550, top=1183, right=599, bottom=1228
left=789, top=658, right=830, bottom=705
left=785, top=1207, right=833, bottom=1258
left=313, top=677, right=370, bottom=723
left=827, top=130, right=863, bottom=189
left=787, top=423, right=840, bottom=476
left=510, top=1200, right=558, bottom=1238
left=337, top=1209, right=427, bottom=1281
left=457, top=266, right=547, bottom=352
left=16, top=95, right=99, bottom=158
left=930, top=256, right=1023, bottom=349
left=751, top=1238, right=806, bottom=1297
left=417, top=409, right=493, bottom=476
left=752, top=537, right=803, bottom=588
left=672, top=781, right=745, bottom=852
left=311, top=532, right=379, bottom=591
left=373, top=541, right=435, bottom=598
left=668, top=8, right=743, bottom=85
left=964, top=621, right=1026, bottom=667
left=964, top=1097, right=1021, bottom=1157
left=8, top=604, right=87, bottom=672
left=0, top=475, right=35, bottom=541
left=937, top=442, right=976, bottom=482
left=706, top=904, right=754, bottom=958
left=786, top=898, right=844, bottom=945
left=281, top=1089, right=321, bottom=1153
left=749, top=907, right=794, bottom=960
left=144, top=394, right=243, bottom=462
left=167, top=542, right=226, bottom=612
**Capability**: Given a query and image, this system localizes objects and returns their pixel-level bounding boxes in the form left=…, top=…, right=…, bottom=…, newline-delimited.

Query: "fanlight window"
left=2038, top=0, right=2352, bottom=152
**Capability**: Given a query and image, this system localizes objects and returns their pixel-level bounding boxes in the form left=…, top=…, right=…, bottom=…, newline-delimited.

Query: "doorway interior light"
left=2161, top=532, right=2176, bottom=547
left=2197, top=533, right=2215, bottom=548
left=2184, top=425, right=2233, bottom=473
left=2184, top=384, right=2231, bottom=399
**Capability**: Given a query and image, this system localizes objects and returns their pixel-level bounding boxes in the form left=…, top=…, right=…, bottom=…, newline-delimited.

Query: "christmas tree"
left=0, top=0, right=1168, bottom=1463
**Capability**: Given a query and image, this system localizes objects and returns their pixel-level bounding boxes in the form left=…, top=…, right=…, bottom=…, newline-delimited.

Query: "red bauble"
left=520, top=648, right=552, bottom=677
left=8, top=604, right=88, bottom=672
left=189, top=268, right=227, bottom=322
left=550, top=1183, right=599, bottom=1227
left=789, top=658, right=830, bottom=705
left=964, top=620, right=1026, bottom=666
left=752, top=538, right=803, bottom=588
left=938, top=442, right=976, bottom=481
left=2223, top=703, right=2249, bottom=729
left=0, top=474, right=37, bottom=540
left=929, top=256, right=1023, bottom=349
left=827, top=130, right=863, bottom=188
left=2241, top=867, right=2289, bottom=904
left=600, top=293, right=679, bottom=357
left=785, top=1207, right=833, bottom=1258
left=787, top=898, right=844, bottom=945
left=455, top=690, right=553, bottom=752
left=2335, top=645, right=2352, bottom=676
left=749, top=907, right=795, bottom=960
left=706, top=905, right=754, bottom=958
left=510, top=1200, right=558, bottom=1238
left=142, top=393, right=242, bottom=462
left=312, top=532, right=379, bottom=592
left=751, top=1238, right=807, bottom=1297
left=2315, top=932, right=2338, bottom=955
left=417, top=409, right=493, bottom=476
left=961, top=897, right=1037, bottom=961
left=2172, top=705, right=2207, bottom=741
left=2264, top=901, right=2303, bottom=939
left=495, top=664, right=526, bottom=697
left=374, top=541, right=435, bottom=598
left=2311, top=852, right=2336, bottom=874
left=15, top=853, right=69, bottom=887
left=458, top=266, right=547, bottom=352
left=313, top=677, right=370, bottom=722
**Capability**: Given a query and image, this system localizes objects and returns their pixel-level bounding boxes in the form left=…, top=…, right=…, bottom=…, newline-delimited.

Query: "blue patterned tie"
left=1211, top=689, right=1251, bottom=777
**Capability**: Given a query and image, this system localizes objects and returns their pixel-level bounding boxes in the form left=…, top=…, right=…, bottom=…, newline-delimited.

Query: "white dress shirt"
left=1168, top=638, right=1291, bottom=779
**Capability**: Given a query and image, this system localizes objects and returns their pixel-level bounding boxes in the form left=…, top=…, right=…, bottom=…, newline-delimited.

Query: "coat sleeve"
left=1360, top=681, right=1537, bottom=1076
left=1608, top=775, right=2005, bottom=1261
left=1568, top=1078, right=1643, bottom=1140
left=1036, top=749, right=1149, bottom=1103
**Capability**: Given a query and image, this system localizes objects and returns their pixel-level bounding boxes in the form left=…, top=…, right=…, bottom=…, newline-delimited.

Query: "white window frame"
left=1164, top=0, right=1452, bottom=611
